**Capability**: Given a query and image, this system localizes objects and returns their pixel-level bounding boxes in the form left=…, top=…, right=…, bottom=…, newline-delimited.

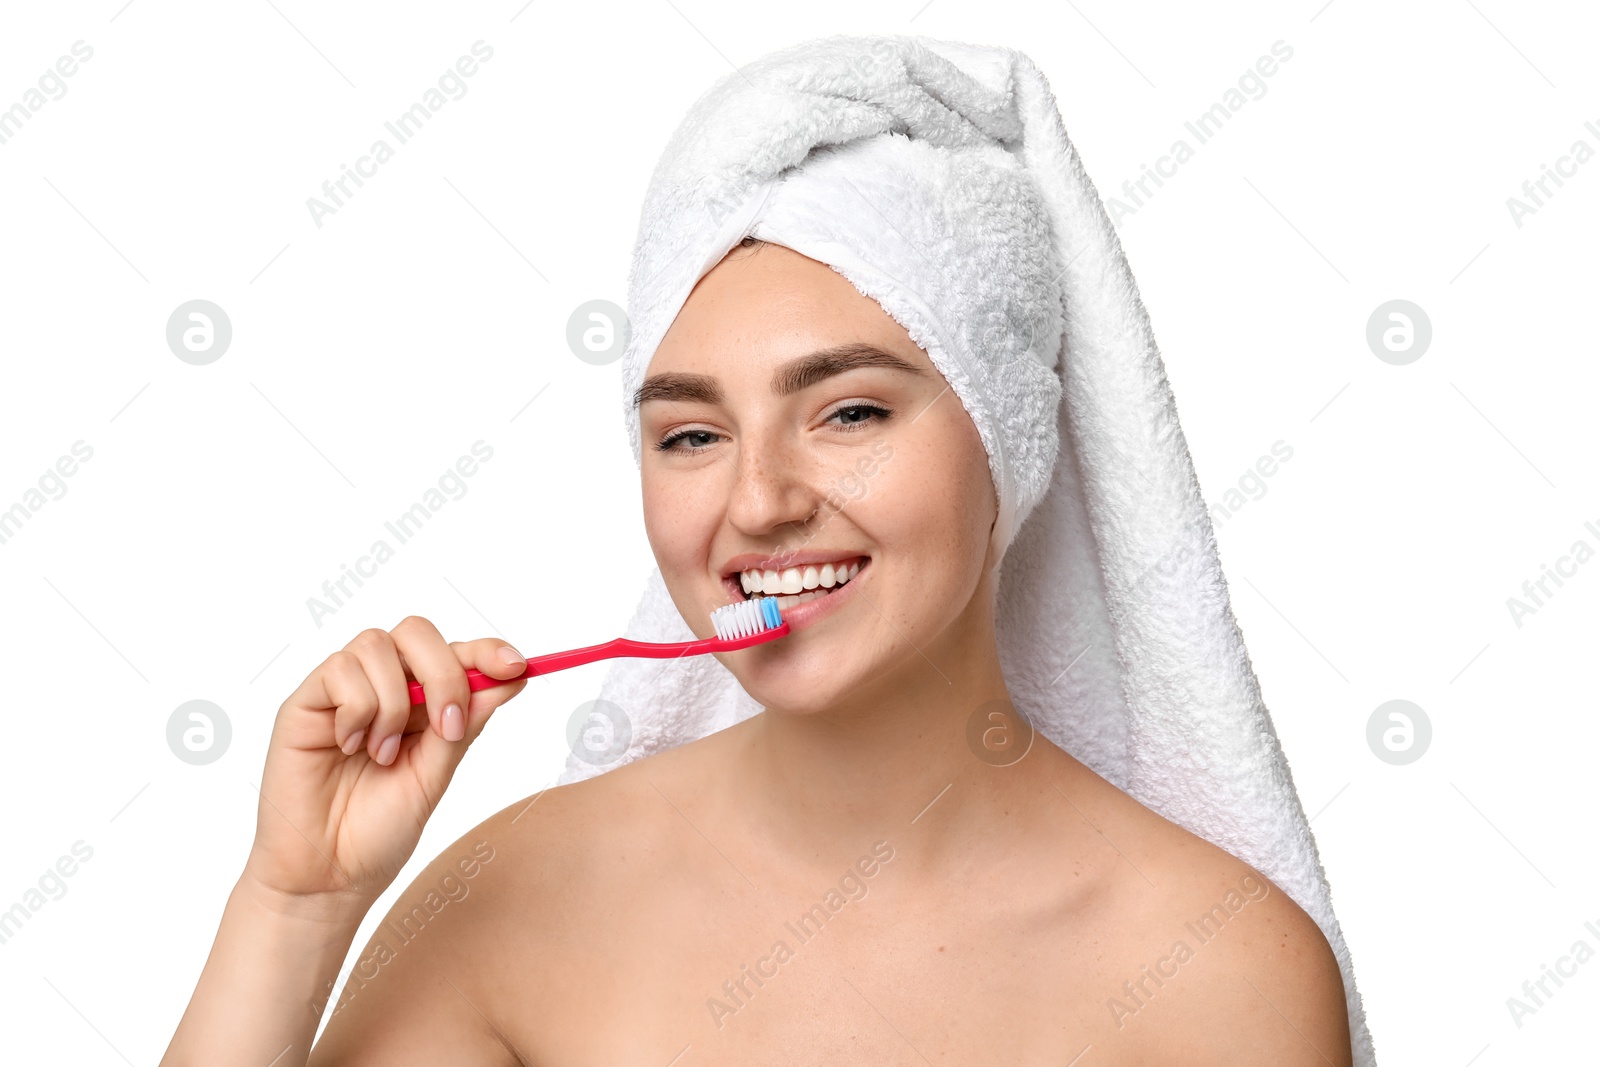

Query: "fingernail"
left=375, top=733, right=401, bottom=766
left=498, top=645, right=524, bottom=666
left=341, top=729, right=366, bottom=756
left=442, top=703, right=464, bottom=741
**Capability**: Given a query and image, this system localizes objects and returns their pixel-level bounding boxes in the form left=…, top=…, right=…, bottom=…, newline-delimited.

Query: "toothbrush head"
left=709, top=596, right=789, bottom=646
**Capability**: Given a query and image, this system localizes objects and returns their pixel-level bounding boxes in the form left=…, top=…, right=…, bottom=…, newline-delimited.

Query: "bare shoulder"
left=305, top=813, right=531, bottom=1064
left=309, top=756, right=670, bottom=1065
left=1148, top=850, right=1352, bottom=1065
left=468, top=743, right=694, bottom=906
left=1056, top=757, right=1353, bottom=1065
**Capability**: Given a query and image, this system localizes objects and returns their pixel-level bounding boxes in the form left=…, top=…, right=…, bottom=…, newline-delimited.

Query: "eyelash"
left=653, top=403, right=893, bottom=454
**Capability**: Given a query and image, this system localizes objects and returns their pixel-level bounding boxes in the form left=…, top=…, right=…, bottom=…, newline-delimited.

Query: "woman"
left=162, top=234, right=1353, bottom=1064
left=164, top=35, right=1363, bottom=1065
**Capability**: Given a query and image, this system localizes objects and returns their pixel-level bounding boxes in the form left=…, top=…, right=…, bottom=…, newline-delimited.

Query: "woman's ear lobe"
left=981, top=511, right=1002, bottom=574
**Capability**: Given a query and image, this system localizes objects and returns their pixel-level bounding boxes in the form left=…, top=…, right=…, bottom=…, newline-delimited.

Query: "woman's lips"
left=719, top=559, right=869, bottom=634
left=765, top=560, right=866, bottom=632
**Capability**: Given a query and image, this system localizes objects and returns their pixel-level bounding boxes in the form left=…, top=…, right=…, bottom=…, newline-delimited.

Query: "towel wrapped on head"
left=570, top=33, right=1375, bottom=1066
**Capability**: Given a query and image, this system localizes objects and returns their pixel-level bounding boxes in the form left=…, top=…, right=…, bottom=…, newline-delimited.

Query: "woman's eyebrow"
left=633, top=343, right=924, bottom=408
left=633, top=372, right=722, bottom=408
left=772, top=343, right=925, bottom=396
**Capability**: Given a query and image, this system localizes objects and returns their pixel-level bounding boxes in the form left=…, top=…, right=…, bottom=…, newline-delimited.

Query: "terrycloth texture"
left=561, top=34, right=1375, bottom=1065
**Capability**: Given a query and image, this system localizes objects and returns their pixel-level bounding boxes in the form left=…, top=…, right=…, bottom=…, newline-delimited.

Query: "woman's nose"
left=724, top=436, right=820, bottom=537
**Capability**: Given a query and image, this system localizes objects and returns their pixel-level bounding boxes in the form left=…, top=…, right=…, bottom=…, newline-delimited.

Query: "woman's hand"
left=243, top=616, right=529, bottom=915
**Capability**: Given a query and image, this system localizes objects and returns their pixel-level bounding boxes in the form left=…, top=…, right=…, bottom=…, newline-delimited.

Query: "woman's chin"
left=736, top=664, right=858, bottom=717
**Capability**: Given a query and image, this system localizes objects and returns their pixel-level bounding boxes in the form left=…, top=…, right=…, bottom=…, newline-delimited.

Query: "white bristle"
left=710, top=598, right=773, bottom=640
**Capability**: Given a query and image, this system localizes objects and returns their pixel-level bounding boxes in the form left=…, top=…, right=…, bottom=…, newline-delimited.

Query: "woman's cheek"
left=642, top=482, right=692, bottom=567
left=881, top=436, right=959, bottom=528
left=648, top=474, right=725, bottom=565
left=892, top=422, right=995, bottom=581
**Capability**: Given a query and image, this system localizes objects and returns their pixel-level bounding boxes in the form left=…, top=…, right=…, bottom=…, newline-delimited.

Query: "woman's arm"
left=161, top=876, right=365, bottom=1066
left=159, top=617, right=531, bottom=1065
left=167, top=853, right=526, bottom=1067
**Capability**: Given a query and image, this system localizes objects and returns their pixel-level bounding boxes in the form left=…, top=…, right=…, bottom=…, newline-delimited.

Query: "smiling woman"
left=633, top=238, right=1008, bottom=724
left=161, top=32, right=1371, bottom=1067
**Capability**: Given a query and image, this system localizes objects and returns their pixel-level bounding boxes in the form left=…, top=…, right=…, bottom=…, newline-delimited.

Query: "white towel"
left=559, top=33, right=1375, bottom=1064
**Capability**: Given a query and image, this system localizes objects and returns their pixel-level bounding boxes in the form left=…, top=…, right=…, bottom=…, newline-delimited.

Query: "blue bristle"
left=762, top=596, right=780, bottom=629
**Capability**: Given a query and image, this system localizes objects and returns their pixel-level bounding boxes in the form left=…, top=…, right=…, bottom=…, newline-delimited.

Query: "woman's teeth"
left=738, top=558, right=863, bottom=607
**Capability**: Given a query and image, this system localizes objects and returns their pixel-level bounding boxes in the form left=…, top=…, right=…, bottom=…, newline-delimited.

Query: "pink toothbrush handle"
left=405, top=624, right=789, bottom=706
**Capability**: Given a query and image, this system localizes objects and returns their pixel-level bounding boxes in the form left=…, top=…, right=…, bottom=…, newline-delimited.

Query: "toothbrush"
left=406, top=597, right=788, bottom=705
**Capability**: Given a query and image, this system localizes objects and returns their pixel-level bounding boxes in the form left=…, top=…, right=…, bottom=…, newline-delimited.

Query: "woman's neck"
left=718, top=584, right=1062, bottom=884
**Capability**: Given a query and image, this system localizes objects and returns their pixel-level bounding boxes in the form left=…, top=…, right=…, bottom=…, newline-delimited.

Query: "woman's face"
left=637, top=241, right=999, bottom=715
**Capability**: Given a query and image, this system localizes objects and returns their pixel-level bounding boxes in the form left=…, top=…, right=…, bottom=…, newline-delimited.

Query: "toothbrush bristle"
left=710, top=598, right=783, bottom=641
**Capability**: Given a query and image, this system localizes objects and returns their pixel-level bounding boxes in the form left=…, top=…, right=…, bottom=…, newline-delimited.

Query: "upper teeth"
left=739, top=558, right=862, bottom=595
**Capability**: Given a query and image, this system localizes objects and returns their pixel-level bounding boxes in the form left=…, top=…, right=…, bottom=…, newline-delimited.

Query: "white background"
left=1, top=1, right=1595, bottom=1063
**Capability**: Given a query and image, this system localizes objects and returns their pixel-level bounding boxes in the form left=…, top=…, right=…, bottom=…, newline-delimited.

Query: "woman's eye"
left=655, top=429, right=720, bottom=453
left=829, top=404, right=891, bottom=428
left=654, top=405, right=891, bottom=453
